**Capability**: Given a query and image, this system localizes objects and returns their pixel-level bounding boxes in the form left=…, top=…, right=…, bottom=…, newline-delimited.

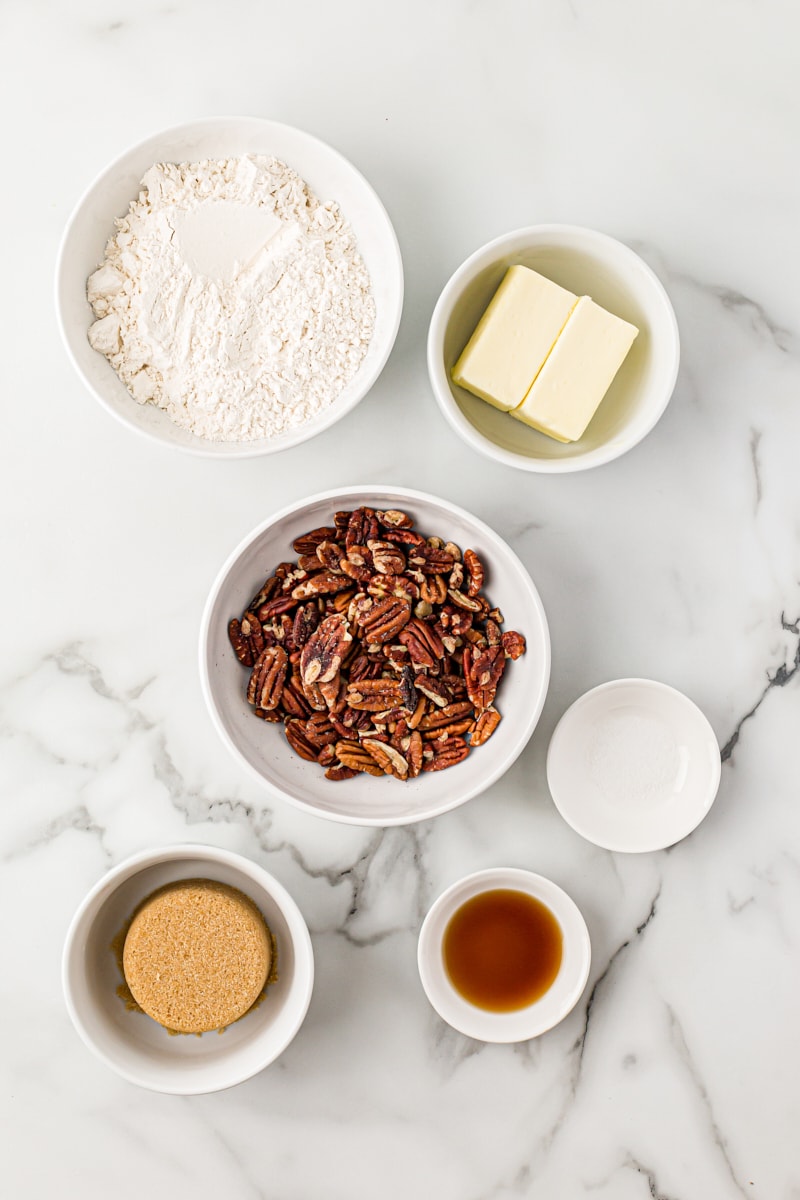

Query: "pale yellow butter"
left=451, top=265, right=577, bottom=412
left=510, top=296, right=638, bottom=442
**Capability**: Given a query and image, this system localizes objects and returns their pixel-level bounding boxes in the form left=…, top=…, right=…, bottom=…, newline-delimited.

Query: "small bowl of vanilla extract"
left=417, top=868, right=591, bottom=1042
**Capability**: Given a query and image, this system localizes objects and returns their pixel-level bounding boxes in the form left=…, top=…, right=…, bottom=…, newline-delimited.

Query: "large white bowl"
left=62, top=844, right=314, bottom=1094
left=200, top=485, right=551, bottom=826
left=56, top=116, right=403, bottom=457
left=427, top=225, right=679, bottom=473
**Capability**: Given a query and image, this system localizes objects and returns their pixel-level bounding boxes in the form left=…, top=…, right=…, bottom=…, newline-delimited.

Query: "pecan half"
left=316, top=540, right=344, bottom=570
left=422, top=735, right=470, bottom=771
left=281, top=677, right=311, bottom=718
left=420, top=575, right=448, bottom=605
left=447, top=588, right=482, bottom=613
left=247, top=646, right=288, bottom=711
left=346, top=678, right=406, bottom=712
left=356, top=596, right=412, bottom=644
left=325, top=764, right=359, bottom=781
left=463, top=548, right=485, bottom=597
left=257, top=594, right=298, bottom=622
left=368, top=539, right=406, bottom=575
left=470, top=706, right=502, bottom=746
left=300, top=613, right=352, bottom=686
left=362, top=738, right=409, bottom=779
left=292, top=526, right=338, bottom=555
left=292, top=601, right=321, bottom=649
left=419, top=701, right=474, bottom=734
left=463, top=644, right=506, bottom=711
left=296, top=553, right=326, bottom=573
left=367, top=573, right=419, bottom=602
left=334, top=739, right=384, bottom=777
left=292, top=571, right=353, bottom=601
left=345, top=507, right=380, bottom=550
left=501, top=630, right=527, bottom=660
left=414, top=675, right=452, bottom=708
left=377, top=509, right=413, bottom=528
left=398, top=617, right=445, bottom=668
left=407, top=545, right=455, bottom=574
left=285, top=719, right=319, bottom=762
left=228, top=611, right=265, bottom=666
left=248, top=574, right=282, bottom=611
left=405, top=730, right=424, bottom=777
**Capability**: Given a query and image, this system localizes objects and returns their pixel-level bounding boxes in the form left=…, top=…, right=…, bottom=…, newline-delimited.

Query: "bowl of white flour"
left=56, top=117, right=403, bottom=456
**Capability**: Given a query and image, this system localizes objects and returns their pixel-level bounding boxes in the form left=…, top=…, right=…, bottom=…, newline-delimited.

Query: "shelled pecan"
left=228, top=506, right=527, bottom=783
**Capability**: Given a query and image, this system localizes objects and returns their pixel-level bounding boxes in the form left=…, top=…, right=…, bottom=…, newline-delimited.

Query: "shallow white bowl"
left=427, top=225, right=679, bottom=473
left=417, top=868, right=591, bottom=1042
left=547, top=679, right=721, bottom=852
left=62, top=844, right=314, bottom=1094
left=56, top=116, right=403, bottom=457
left=200, top=485, right=551, bottom=826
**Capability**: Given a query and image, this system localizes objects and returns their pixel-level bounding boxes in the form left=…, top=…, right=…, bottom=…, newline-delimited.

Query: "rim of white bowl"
left=427, top=223, right=680, bottom=474
left=546, top=677, right=722, bottom=852
left=54, top=115, right=404, bottom=459
left=199, top=484, right=551, bottom=826
left=417, top=867, right=591, bottom=1042
left=61, top=843, right=315, bottom=1094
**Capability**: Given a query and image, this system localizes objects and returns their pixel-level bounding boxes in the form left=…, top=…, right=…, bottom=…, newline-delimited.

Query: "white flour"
left=87, top=156, right=375, bottom=442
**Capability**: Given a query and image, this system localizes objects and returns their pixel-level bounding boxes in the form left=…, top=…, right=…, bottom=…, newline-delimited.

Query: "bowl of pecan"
left=200, top=487, right=550, bottom=825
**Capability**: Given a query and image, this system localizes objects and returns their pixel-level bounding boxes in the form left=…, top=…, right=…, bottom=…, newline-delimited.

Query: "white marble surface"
left=2, top=1, right=800, bottom=1196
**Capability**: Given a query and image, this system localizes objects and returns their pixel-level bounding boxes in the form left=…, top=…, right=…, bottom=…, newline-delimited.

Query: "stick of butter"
left=451, top=265, right=577, bottom=411
left=509, top=296, right=638, bottom=442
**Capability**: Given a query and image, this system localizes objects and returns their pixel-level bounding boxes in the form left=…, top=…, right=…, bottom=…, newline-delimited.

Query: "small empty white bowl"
left=62, top=844, right=314, bottom=1093
left=427, top=225, right=679, bottom=473
left=56, top=116, right=403, bottom=457
left=200, top=485, right=551, bottom=827
left=417, top=868, right=591, bottom=1042
left=547, top=679, right=721, bottom=852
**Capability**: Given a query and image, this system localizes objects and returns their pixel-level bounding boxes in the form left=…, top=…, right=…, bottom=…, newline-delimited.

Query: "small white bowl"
left=417, top=868, right=591, bottom=1042
left=547, top=679, right=721, bottom=852
left=427, top=225, right=679, bottom=473
left=62, top=844, right=314, bottom=1094
left=200, top=485, right=551, bottom=826
left=56, top=116, right=403, bottom=457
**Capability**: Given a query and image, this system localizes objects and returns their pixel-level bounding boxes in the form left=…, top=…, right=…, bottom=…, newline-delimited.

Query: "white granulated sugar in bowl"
left=86, top=155, right=376, bottom=442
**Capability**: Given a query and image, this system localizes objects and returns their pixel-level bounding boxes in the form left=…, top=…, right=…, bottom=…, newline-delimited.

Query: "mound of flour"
left=87, top=155, right=375, bottom=442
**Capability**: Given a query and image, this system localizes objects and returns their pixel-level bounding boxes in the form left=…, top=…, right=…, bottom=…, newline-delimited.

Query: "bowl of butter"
left=427, top=225, right=679, bottom=473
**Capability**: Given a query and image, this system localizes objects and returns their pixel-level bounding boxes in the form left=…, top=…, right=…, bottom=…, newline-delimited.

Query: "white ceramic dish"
left=200, top=485, right=551, bottom=826
left=547, top=678, right=721, bottom=852
left=427, top=224, right=680, bottom=473
left=55, top=116, right=403, bottom=457
left=62, top=844, right=314, bottom=1094
left=417, top=868, right=591, bottom=1042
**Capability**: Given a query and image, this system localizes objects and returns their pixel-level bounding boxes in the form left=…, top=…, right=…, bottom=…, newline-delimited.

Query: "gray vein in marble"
left=749, top=428, right=763, bottom=509
left=709, top=285, right=795, bottom=354
left=721, top=614, right=800, bottom=762
left=629, top=243, right=797, bottom=354
left=493, top=886, right=666, bottom=1192
left=622, top=1152, right=682, bottom=1200
left=151, top=733, right=425, bottom=944
left=2, top=803, right=110, bottom=865
left=573, top=886, right=661, bottom=1075
left=188, top=1109, right=268, bottom=1200
left=666, top=1004, right=749, bottom=1199
left=2, top=643, right=429, bottom=944
left=428, top=1018, right=486, bottom=1081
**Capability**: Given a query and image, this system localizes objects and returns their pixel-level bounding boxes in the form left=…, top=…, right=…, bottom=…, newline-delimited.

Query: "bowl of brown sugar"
left=62, top=844, right=314, bottom=1094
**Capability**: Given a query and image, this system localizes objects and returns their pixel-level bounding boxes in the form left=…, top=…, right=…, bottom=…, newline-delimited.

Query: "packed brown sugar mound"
left=122, top=879, right=272, bottom=1034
